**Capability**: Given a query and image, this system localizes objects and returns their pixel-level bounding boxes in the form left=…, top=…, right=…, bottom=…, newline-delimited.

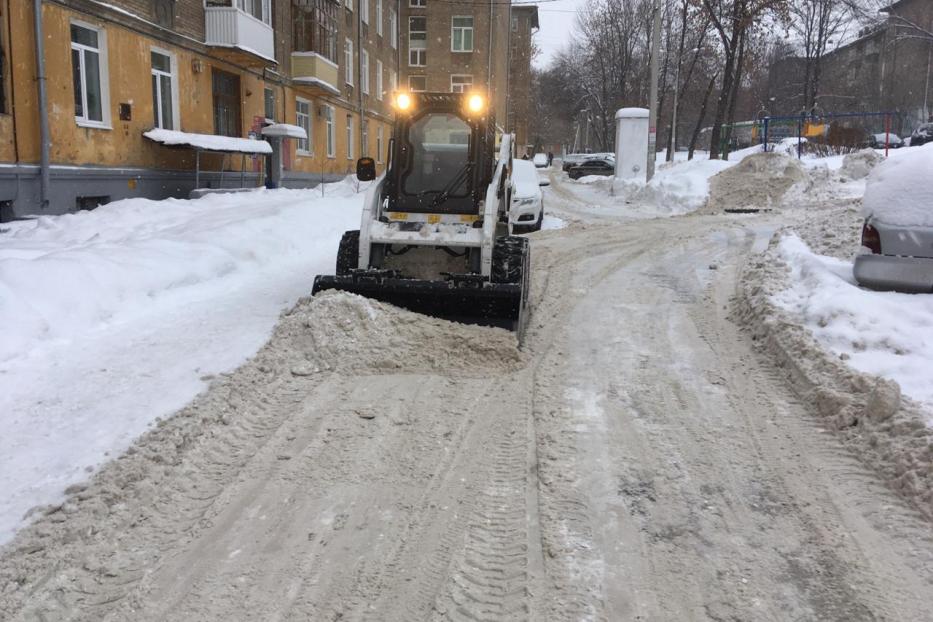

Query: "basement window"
left=76, top=195, right=110, bottom=211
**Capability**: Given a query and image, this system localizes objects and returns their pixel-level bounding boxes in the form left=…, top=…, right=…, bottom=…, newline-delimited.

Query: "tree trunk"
left=690, top=73, right=718, bottom=160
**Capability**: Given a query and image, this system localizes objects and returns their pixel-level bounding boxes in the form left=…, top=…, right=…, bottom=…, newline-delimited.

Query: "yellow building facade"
left=0, top=0, right=398, bottom=219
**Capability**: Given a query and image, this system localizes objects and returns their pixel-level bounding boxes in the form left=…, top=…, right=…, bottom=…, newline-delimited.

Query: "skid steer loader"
left=312, top=92, right=530, bottom=337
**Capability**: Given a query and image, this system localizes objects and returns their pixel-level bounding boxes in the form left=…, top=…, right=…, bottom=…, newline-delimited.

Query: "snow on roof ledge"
left=144, top=129, right=272, bottom=154
left=293, top=76, right=341, bottom=96
left=261, top=124, right=307, bottom=139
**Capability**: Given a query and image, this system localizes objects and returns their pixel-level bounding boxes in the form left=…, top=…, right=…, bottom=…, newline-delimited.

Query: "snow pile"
left=707, top=152, right=808, bottom=211
left=863, top=143, right=933, bottom=226
left=773, top=234, right=933, bottom=413
left=0, top=185, right=363, bottom=544
left=840, top=149, right=883, bottom=180
left=256, top=291, right=524, bottom=376
left=143, top=128, right=272, bottom=154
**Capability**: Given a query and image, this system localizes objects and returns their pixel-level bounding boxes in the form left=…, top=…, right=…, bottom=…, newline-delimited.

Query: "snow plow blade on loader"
left=311, top=274, right=525, bottom=331
left=312, top=92, right=530, bottom=339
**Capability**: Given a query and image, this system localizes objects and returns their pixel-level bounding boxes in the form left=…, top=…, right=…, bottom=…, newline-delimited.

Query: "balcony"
left=205, top=0, right=275, bottom=64
left=291, top=53, right=340, bottom=96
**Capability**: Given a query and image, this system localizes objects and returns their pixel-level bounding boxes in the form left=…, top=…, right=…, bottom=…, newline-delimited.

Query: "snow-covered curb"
left=736, top=236, right=933, bottom=517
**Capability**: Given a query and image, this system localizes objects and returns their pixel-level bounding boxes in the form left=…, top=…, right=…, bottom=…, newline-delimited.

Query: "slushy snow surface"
left=863, top=143, right=933, bottom=226
left=0, top=183, right=363, bottom=544
left=773, top=234, right=933, bottom=419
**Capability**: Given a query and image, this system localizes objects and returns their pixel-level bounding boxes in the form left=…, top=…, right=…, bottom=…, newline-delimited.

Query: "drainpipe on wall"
left=33, top=0, right=51, bottom=209
left=358, top=0, right=364, bottom=160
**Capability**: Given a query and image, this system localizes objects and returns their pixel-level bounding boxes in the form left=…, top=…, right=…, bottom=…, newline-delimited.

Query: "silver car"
left=854, top=218, right=933, bottom=292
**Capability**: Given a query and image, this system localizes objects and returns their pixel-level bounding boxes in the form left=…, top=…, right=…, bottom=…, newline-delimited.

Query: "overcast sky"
left=532, top=0, right=586, bottom=69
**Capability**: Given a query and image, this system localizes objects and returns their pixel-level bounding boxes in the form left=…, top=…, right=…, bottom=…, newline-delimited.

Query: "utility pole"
left=647, top=0, right=662, bottom=180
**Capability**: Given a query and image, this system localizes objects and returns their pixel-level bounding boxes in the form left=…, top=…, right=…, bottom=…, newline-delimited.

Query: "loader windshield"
left=402, top=113, right=472, bottom=204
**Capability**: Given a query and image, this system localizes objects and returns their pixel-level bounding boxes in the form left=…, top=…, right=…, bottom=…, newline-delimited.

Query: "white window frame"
left=361, top=49, right=370, bottom=94
left=375, top=0, right=383, bottom=36
left=376, top=125, right=384, bottom=163
left=71, top=21, right=111, bottom=129
left=409, top=75, right=426, bottom=92
left=295, top=97, right=312, bottom=154
left=325, top=104, right=336, bottom=158
left=344, top=38, right=354, bottom=85
left=408, top=16, right=426, bottom=67
left=451, top=16, right=474, bottom=53
left=346, top=114, right=354, bottom=160
left=150, top=47, right=180, bottom=130
left=361, top=0, right=369, bottom=24
left=450, top=74, right=472, bottom=93
left=389, top=9, right=397, bottom=49
left=375, top=59, right=383, bottom=100
left=361, top=118, right=369, bottom=158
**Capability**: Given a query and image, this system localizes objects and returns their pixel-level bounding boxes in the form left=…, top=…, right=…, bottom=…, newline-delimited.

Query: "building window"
left=346, top=114, right=353, bottom=159
left=212, top=68, right=241, bottom=137
left=264, top=86, right=275, bottom=122
left=296, top=98, right=311, bottom=153
left=409, top=75, right=426, bottom=92
left=230, top=0, right=272, bottom=26
left=71, top=23, right=110, bottom=127
left=409, top=16, right=426, bottom=66
left=292, top=0, right=338, bottom=63
left=450, top=74, right=472, bottom=93
left=361, top=119, right=369, bottom=157
left=451, top=16, right=473, bottom=52
left=375, top=0, right=383, bottom=36
left=389, top=9, right=397, bottom=49
left=376, top=125, right=384, bottom=163
left=360, top=0, right=369, bottom=24
left=325, top=104, right=335, bottom=157
left=376, top=59, right=383, bottom=99
left=409, top=0, right=424, bottom=6
left=344, top=38, right=354, bottom=84
left=151, top=50, right=177, bottom=129
left=361, top=49, right=370, bottom=94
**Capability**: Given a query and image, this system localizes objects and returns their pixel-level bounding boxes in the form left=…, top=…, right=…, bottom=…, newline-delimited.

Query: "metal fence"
left=720, top=111, right=908, bottom=158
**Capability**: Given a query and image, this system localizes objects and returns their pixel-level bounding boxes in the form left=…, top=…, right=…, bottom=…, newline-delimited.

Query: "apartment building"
left=398, top=0, right=512, bottom=130
left=0, top=0, right=538, bottom=220
left=0, top=0, right=401, bottom=219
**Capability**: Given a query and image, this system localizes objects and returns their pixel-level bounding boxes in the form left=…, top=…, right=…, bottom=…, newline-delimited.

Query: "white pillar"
left=614, top=107, right=650, bottom=185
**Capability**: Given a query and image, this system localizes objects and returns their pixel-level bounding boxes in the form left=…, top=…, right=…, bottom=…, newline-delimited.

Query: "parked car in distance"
left=865, top=133, right=904, bottom=149
left=567, top=158, right=615, bottom=180
left=532, top=153, right=549, bottom=168
left=910, top=124, right=933, bottom=146
left=510, top=159, right=548, bottom=233
left=854, top=150, right=933, bottom=293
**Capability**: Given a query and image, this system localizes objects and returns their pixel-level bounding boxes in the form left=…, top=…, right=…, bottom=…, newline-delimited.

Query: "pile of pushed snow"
left=863, top=144, right=933, bottom=225
left=0, top=186, right=361, bottom=363
left=773, top=234, right=933, bottom=415
left=707, top=152, right=808, bottom=211
left=840, top=149, right=883, bottom=180
left=256, top=291, right=524, bottom=375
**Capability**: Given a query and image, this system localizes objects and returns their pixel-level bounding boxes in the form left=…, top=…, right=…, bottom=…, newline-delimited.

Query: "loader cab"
left=384, top=92, right=496, bottom=215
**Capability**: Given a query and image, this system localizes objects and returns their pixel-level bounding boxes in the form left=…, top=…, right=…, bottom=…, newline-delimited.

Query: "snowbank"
left=0, top=183, right=363, bottom=544
left=737, top=232, right=933, bottom=516
left=773, top=235, right=933, bottom=413
left=863, top=143, right=933, bottom=226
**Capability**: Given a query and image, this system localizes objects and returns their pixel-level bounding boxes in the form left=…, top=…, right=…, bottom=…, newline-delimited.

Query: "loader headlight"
left=395, top=92, right=413, bottom=111
left=467, top=94, right=485, bottom=113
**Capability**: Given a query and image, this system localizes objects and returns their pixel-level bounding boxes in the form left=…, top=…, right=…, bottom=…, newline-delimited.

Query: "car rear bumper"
left=853, top=254, right=933, bottom=293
